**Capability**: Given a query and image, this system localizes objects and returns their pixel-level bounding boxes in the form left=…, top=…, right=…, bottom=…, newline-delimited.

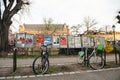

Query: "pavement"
left=4, top=67, right=120, bottom=80
left=0, top=53, right=119, bottom=68
left=0, top=53, right=120, bottom=79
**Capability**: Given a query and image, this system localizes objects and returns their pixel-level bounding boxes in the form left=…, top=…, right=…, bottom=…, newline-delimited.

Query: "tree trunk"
left=0, top=21, right=10, bottom=53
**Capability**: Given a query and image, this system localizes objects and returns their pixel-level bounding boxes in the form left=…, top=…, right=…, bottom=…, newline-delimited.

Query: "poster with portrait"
left=35, top=35, right=44, bottom=48
left=52, top=35, right=60, bottom=48
left=82, top=36, right=94, bottom=48
left=44, top=35, right=52, bottom=48
left=16, top=33, right=25, bottom=48
left=68, top=36, right=75, bottom=48
left=95, top=36, right=105, bottom=47
left=88, top=37, right=94, bottom=47
left=82, top=36, right=89, bottom=47
left=74, top=36, right=81, bottom=48
left=25, top=34, right=34, bottom=48
left=99, top=37, right=105, bottom=47
left=60, top=35, right=67, bottom=48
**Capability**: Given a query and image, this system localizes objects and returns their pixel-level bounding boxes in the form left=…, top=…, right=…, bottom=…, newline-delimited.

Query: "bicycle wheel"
left=77, top=51, right=84, bottom=63
left=89, top=54, right=104, bottom=70
left=77, top=56, right=84, bottom=64
left=32, top=56, right=49, bottom=74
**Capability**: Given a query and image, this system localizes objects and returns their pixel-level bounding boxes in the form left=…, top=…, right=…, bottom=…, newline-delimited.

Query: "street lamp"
left=112, top=25, right=117, bottom=64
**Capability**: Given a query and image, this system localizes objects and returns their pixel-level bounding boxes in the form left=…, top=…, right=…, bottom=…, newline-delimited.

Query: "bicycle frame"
left=88, top=47, right=97, bottom=59
left=32, top=44, right=51, bottom=74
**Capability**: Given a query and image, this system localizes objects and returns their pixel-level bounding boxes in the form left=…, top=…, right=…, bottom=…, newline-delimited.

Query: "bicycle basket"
left=97, top=44, right=104, bottom=51
left=78, top=51, right=84, bottom=58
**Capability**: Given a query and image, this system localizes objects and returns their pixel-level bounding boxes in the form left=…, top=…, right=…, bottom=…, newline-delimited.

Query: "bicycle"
left=77, top=42, right=105, bottom=70
left=32, top=44, right=51, bottom=74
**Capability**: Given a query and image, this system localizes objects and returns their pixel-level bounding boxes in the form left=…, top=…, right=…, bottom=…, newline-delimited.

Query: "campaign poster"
left=44, top=35, right=52, bottom=47
left=68, top=36, right=74, bottom=48
left=88, top=37, right=94, bottom=47
left=16, top=33, right=25, bottom=48
left=52, top=35, right=60, bottom=48
left=60, top=35, right=67, bottom=48
left=100, top=37, right=105, bottom=47
left=82, top=36, right=90, bottom=47
left=35, top=35, right=44, bottom=48
left=25, top=34, right=34, bottom=48
left=74, top=36, right=81, bottom=48
left=95, top=36, right=105, bottom=47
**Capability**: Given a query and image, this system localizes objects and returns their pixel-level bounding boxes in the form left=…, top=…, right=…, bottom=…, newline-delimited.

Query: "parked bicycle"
left=77, top=42, right=105, bottom=70
left=32, top=43, right=51, bottom=74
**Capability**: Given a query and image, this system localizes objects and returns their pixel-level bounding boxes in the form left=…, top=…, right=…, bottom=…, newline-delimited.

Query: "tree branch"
left=7, top=1, right=23, bottom=22
left=2, top=0, right=15, bottom=21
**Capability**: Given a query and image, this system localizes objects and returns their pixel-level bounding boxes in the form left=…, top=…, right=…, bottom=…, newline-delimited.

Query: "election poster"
left=16, top=33, right=25, bottom=48
left=25, top=34, right=34, bottom=48
left=68, top=36, right=74, bottom=48
left=82, top=36, right=94, bottom=47
left=95, top=36, right=105, bottom=47
left=74, top=36, right=81, bottom=48
left=82, top=36, right=89, bottom=47
left=44, top=35, right=52, bottom=47
left=60, top=35, right=67, bottom=48
left=52, top=35, right=60, bottom=48
left=35, top=35, right=44, bottom=48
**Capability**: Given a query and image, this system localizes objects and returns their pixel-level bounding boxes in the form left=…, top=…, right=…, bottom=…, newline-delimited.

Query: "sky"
left=11, top=0, right=120, bottom=32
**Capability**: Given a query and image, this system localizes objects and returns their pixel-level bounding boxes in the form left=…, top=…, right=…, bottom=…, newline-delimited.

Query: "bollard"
left=13, top=48, right=17, bottom=72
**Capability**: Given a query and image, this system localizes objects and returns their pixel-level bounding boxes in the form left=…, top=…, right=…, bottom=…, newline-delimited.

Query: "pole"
left=113, top=27, right=117, bottom=64
left=119, top=52, right=120, bottom=66
left=13, top=48, right=17, bottom=72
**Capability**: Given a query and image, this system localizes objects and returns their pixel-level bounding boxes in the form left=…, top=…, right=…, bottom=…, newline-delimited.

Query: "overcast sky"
left=11, top=0, right=120, bottom=32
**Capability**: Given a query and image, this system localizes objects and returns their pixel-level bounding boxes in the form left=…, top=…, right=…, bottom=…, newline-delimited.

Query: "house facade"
left=98, top=31, right=120, bottom=41
left=19, top=23, right=69, bottom=35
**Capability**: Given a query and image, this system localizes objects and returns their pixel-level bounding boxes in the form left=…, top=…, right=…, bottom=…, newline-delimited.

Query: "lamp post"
left=112, top=25, right=117, bottom=64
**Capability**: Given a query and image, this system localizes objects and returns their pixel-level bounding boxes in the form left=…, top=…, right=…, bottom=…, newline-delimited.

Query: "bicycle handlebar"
left=41, top=43, right=52, bottom=47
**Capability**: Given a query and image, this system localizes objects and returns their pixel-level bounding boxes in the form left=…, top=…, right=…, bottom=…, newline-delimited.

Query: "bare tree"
left=0, top=0, right=30, bottom=53
left=83, top=16, right=98, bottom=34
left=116, top=11, right=120, bottom=24
left=70, top=24, right=83, bottom=36
left=43, top=18, right=59, bottom=35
